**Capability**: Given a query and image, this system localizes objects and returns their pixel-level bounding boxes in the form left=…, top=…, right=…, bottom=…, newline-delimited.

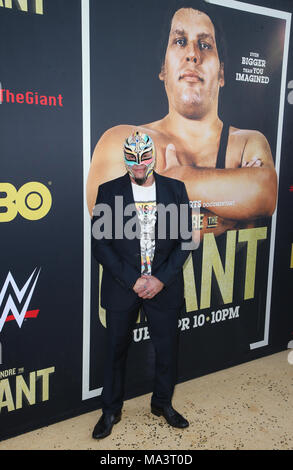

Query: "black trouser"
left=101, top=302, right=180, bottom=414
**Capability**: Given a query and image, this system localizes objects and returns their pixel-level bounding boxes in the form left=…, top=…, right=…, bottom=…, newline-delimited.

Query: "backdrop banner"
left=84, top=0, right=293, bottom=403
left=0, top=0, right=292, bottom=442
left=0, top=0, right=84, bottom=440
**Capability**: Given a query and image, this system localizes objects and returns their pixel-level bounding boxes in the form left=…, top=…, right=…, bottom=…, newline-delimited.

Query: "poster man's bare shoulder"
left=86, top=123, right=165, bottom=215
left=227, top=126, right=275, bottom=168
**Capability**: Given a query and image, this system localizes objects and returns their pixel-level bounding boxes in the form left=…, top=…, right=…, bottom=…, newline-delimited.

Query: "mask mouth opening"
left=133, top=176, right=148, bottom=186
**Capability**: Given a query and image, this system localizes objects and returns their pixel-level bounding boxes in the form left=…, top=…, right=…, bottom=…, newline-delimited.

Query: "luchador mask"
left=124, top=131, right=156, bottom=180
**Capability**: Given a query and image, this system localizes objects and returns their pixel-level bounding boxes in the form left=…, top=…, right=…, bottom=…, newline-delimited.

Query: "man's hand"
left=133, top=275, right=164, bottom=299
left=165, top=143, right=180, bottom=168
left=242, top=156, right=263, bottom=167
left=139, top=275, right=164, bottom=299
left=161, top=143, right=182, bottom=178
left=133, top=277, right=147, bottom=296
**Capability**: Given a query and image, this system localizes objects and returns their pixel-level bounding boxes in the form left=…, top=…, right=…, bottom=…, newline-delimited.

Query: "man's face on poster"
left=159, top=8, right=225, bottom=119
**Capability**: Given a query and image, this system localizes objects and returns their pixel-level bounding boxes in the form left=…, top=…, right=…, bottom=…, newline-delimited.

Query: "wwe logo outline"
left=0, top=268, right=41, bottom=332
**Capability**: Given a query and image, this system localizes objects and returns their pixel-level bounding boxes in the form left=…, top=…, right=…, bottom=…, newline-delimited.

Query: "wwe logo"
left=0, top=268, right=41, bottom=332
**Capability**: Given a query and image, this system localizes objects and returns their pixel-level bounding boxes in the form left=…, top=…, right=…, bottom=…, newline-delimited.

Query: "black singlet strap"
left=216, top=123, right=230, bottom=169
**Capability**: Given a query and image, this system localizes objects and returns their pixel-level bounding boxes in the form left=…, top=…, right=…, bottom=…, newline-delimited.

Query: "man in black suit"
left=91, top=131, right=192, bottom=439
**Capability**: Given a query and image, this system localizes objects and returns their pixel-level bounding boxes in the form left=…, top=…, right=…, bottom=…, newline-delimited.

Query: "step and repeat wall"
left=0, top=0, right=293, bottom=441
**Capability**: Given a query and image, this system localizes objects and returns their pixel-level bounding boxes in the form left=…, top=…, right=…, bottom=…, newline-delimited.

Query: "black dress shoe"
left=151, top=405, right=189, bottom=428
left=92, top=411, right=121, bottom=439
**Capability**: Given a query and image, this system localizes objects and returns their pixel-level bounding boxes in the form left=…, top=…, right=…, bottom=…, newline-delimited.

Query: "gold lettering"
left=0, top=379, right=15, bottom=412
left=16, top=372, right=36, bottom=409
left=238, top=227, right=267, bottom=299
left=4, top=0, right=28, bottom=11
left=0, top=183, right=18, bottom=222
left=200, top=231, right=236, bottom=309
left=34, top=0, right=43, bottom=14
left=37, top=367, right=55, bottom=401
left=0, top=0, right=44, bottom=14
left=97, top=227, right=268, bottom=320
left=183, top=255, right=198, bottom=312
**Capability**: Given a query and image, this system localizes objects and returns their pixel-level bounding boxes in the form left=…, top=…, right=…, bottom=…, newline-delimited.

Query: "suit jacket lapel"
left=153, top=171, right=169, bottom=255
left=120, top=173, right=141, bottom=254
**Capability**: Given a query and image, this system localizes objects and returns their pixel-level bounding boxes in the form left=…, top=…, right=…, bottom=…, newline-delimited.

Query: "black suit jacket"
left=91, top=171, right=192, bottom=311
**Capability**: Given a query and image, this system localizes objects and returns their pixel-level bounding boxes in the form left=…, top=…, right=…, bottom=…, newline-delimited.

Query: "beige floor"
left=1, top=350, right=292, bottom=450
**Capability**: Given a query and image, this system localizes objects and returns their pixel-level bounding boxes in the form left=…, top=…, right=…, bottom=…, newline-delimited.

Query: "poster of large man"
left=83, top=0, right=290, bottom=402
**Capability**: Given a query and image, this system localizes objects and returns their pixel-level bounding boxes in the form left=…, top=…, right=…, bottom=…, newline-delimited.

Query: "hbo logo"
left=0, top=182, right=52, bottom=222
